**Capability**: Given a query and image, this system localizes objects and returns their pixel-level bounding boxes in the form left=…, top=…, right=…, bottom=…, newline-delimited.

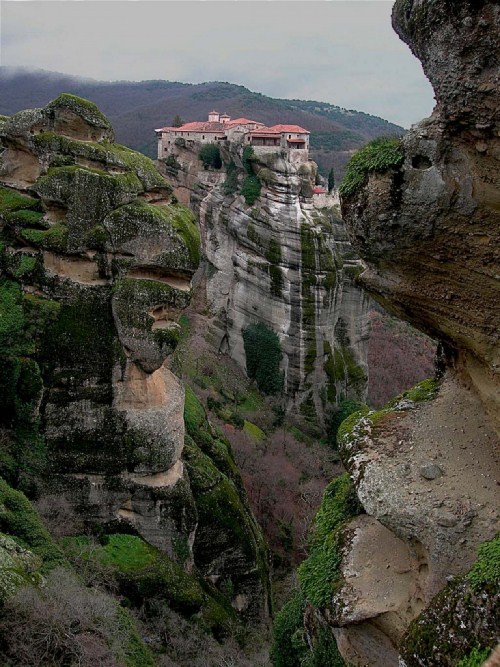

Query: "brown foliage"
left=367, top=309, right=436, bottom=408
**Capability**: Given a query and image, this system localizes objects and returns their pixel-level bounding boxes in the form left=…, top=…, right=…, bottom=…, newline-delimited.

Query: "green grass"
left=339, top=137, right=404, bottom=198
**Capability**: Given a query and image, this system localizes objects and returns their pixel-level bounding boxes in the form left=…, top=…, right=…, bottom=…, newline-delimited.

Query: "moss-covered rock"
left=61, top=533, right=235, bottom=636
left=0, top=533, right=43, bottom=602
left=0, top=477, right=64, bottom=570
left=400, top=536, right=499, bottom=667
left=298, top=473, right=363, bottom=609
left=183, top=385, right=271, bottom=620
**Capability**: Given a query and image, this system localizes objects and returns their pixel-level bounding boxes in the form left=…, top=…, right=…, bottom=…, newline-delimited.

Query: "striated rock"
left=0, top=95, right=270, bottom=623
left=160, top=139, right=370, bottom=426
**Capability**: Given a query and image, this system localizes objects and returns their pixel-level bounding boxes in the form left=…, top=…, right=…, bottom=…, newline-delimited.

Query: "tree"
left=328, top=167, right=335, bottom=193
left=172, top=114, right=184, bottom=128
left=198, top=143, right=222, bottom=169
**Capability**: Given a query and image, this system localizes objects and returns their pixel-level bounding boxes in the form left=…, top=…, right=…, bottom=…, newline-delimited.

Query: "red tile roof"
left=172, top=121, right=226, bottom=132
left=249, top=126, right=281, bottom=136
left=268, top=124, right=310, bottom=134
left=226, top=118, right=265, bottom=127
left=313, top=186, right=326, bottom=194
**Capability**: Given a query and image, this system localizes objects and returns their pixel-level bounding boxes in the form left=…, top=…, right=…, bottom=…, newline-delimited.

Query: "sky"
left=0, top=1, right=435, bottom=128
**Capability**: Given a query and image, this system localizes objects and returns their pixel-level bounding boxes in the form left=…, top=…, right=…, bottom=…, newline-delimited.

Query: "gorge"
left=0, top=1, right=498, bottom=665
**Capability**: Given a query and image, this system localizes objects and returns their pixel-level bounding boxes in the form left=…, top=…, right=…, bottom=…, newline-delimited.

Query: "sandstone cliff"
left=0, top=95, right=270, bottom=631
left=274, top=1, right=499, bottom=665
left=160, top=140, right=370, bottom=428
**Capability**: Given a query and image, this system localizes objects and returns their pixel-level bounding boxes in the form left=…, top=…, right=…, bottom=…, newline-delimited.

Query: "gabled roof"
left=249, top=126, right=281, bottom=135
left=169, top=121, right=226, bottom=132
left=268, top=124, right=310, bottom=134
left=226, top=118, right=265, bottom=127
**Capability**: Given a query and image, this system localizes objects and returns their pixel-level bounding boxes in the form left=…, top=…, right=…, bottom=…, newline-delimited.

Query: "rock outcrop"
left=288, top=1, right=500, bottom=665
left=0, top=95, right=270, bottom=622
left=160, top=140, right=370, bottom=427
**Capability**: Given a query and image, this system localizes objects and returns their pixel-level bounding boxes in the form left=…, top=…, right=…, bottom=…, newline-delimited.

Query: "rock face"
left=0, top=95, right=270, bottom=621
left=160, top=140, right=370, bottom=426
left=344, top=0, right=500, bottom=432
left=293, top=2, right=500, bottom=665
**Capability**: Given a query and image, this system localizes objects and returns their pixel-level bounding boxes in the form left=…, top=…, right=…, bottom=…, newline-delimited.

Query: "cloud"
left=0, top=1, right=435, bottom=127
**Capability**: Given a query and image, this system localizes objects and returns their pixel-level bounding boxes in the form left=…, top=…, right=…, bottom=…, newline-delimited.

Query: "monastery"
left=156, top=111, right=310, bottom=159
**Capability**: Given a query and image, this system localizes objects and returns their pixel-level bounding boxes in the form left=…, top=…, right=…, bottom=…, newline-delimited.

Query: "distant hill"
left=0, top=67, right=405, bottom=178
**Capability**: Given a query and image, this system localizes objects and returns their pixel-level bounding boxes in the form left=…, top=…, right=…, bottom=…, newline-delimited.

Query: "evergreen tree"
left=328, top=167, right=335, bottom=193
left=172, top=114, right=184, bottom=128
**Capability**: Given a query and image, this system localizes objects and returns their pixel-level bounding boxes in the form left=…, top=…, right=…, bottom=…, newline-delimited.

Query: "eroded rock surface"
left=0, top=95, right=270, bottom=622
left=160, top=140, right=370, bottom=426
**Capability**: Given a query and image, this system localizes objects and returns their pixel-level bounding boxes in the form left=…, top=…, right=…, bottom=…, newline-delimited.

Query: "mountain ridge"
left=0, top=67, right=404, bottom=177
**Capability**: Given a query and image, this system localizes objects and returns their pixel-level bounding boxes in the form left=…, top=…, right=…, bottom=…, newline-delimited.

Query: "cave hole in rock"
left=126, top=266, right=192, bottom=291
left=411, top=154, right=432, bottom=170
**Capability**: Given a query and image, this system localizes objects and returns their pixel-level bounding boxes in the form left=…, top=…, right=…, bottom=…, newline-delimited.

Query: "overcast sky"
left=0, top=1, right=435, bottom=128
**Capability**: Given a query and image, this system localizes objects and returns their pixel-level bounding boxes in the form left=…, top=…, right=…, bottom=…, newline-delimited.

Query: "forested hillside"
left=0, top=67, right=404, bottom=177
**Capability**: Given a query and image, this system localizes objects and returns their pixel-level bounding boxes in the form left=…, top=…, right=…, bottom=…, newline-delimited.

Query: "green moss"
left=339, top=137, right=404, bottom=198
left=403, top=378, right=440, bottom=403
left=243, top=420, right=266, bottom=442
left=184, top=385, right=207, bottom=437
left=10, top=254, right=37, bottom=278
left=0, top=477, right=64, bottom=571
left=112, top=277, right=190, bottom=349
left=0, top=187, right=41, bottom=214
left=0, top=282, right=60, bottom=490
left=32, top=133, right=166, bottom=190
left=246, top=222, right=262, bottom=247
left=5, top=209, right=45, bottom=228
left=183, top=434, right=223, bottom=493
left=0, top=532, right=43, bottom=602
left=298, top=474, right=363, bottom=608
left=467, top=535, right=500, bottom=592
left=456, top=647, right=492, bottom=667
left=62, top=532, right=234, bottom=635
left=47, top=93, right=113, bottom=130
left=169, top=204, right=201, bottom=266
left=21, top=223, right=68, bottom=252
left=105, top=200, right=199, bottom=268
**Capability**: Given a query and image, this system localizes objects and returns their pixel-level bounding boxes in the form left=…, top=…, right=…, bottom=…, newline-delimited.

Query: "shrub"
left=339, top=137, right=404, bottom=198
left=242, top=146, right=255, bottom=175
left=242, top=322, right=283, bottom=395
left=241, top=175, right=261, bottom=205
left=0, top=567, right=154, bottom=667
left=271, top=590, right=306, bottom=667
left=223, top=160, right=238, bottom=195
left=198, top=143, right=222, bottom=169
